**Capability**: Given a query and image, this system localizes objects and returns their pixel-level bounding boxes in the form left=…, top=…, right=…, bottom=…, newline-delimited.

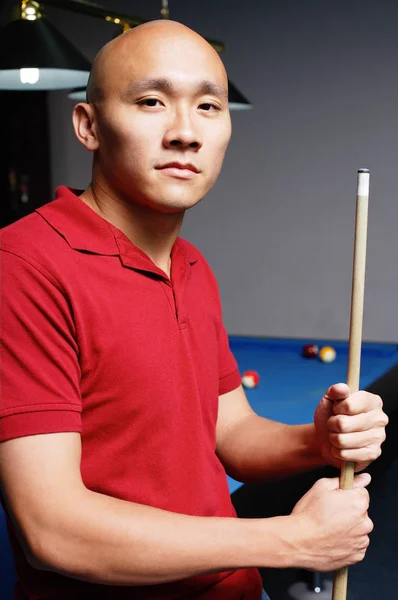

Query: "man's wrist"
left=289, top=423, right=327, bottom=470
left=244, top=515, right=307, bottom=569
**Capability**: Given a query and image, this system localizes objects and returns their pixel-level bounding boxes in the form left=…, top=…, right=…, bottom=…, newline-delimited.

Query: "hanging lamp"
left=0, top=1, right=91, bottom=90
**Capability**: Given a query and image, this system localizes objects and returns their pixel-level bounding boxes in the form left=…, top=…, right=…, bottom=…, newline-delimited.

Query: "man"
left=0, top=20, right=388, bottom=600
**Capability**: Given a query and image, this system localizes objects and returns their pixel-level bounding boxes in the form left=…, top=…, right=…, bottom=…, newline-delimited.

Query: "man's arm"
left=216, top=384, right=387, bottom=482
left=0, top=432, right=299, bottom=585
left=0, top=431, right=372, bottom=583
left=216, top=386, right=325, bottom=482
left=0, top=432, right=256, bottom=583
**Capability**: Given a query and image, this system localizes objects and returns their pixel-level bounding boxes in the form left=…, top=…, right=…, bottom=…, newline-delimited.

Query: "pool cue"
left=332, top=168, right=370, bottom=600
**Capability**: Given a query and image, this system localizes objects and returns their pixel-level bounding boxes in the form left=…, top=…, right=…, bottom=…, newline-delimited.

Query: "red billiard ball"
left=302, top=344, right=319, bottom=358
left=242, top=370, right=260, bottom=389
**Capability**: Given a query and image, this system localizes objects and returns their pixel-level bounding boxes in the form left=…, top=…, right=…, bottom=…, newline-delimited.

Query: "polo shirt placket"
left=115, top=232, right=191, bottom=331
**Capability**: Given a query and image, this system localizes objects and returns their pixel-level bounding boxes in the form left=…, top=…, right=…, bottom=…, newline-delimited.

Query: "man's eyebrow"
left=120, top=77, right=228, bottom=102
left=197, top=80, right=228, bottom=101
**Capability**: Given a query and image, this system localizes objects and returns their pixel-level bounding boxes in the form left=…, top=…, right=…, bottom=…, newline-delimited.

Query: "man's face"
left=90, top=28, right=232, bottom=213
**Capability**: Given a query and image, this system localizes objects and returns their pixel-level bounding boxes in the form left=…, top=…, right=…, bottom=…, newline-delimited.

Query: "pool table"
left=1, top=336, right=397, bottom=598
left=227, top=335, right=398, bottom=493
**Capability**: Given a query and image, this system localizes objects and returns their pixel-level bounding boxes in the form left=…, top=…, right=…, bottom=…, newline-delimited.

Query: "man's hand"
left=314, top=383, right=388, bottom=472
left=290, top=474, right=373, bottom=571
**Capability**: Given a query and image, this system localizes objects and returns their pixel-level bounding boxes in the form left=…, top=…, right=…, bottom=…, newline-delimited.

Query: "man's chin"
left=147, top=193, right=205, bottom=214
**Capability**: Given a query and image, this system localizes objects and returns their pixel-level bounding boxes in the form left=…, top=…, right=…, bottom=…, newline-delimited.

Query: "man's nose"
left=163, top=110, right=203, bottom=150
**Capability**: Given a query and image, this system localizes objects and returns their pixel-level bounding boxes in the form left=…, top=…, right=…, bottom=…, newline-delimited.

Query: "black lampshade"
left=228, top=80, right=252, bottom=110
left=0, top=18, right=91, bottom=90
left=67, top=87, right=87, bottom=101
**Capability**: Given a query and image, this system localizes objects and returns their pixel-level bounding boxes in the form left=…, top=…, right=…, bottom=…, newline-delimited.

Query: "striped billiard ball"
left=319, top=346, right=337, bottom=363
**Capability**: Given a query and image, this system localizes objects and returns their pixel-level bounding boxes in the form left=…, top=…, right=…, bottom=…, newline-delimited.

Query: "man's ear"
left=72, top=103, right=99, bottom=151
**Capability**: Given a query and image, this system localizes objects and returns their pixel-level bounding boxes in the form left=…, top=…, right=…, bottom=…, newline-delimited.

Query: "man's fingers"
left=314, top=473, right=371, bottom=491
left=315, top=477, right=341, bottom=491
left=324, top=383, right=351, bottom=402
left=352, top=472, right=371, bottom=488
left=323, top=387, right=385, bottom=417
left=331, top=444, right=382, bottom=464
left=331, top=391, right=384, bottom=416
left=328, top=428, right=386, bottom=450
left=328, top=410, right=388, bottom=433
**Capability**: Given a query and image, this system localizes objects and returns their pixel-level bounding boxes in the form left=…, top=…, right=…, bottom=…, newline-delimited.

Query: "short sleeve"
left=218, top=323, right=242, bottom=396
left=0, top=250, right=82, bottom=442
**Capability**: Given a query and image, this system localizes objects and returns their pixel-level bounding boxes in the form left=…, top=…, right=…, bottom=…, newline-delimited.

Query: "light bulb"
left=21, top=0, right=41, bottom=20
left=20, top=68, right=40, bottom=84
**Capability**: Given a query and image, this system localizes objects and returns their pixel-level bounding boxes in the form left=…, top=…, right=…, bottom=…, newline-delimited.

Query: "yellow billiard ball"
left=319, top=346, right=337, bottom=363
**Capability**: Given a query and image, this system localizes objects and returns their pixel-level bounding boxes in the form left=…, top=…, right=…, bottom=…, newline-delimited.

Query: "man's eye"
left=199, top=103, right=220, bottom=111
left=138, top=99, right=162, bottom=107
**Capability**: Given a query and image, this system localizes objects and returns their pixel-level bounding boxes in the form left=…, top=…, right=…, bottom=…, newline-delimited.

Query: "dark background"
left=0, top=91, right=51, bottom=227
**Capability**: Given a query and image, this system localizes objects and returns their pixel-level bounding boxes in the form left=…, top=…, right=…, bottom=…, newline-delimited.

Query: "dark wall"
left=0, top=91, right=51, bottom=228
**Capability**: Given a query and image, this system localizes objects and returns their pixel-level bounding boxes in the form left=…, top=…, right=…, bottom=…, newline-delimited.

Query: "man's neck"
left=79, top=182, right=184, bottom=278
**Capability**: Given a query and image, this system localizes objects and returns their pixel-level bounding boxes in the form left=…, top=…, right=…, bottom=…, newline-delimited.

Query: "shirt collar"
left=36, top=186, right=198, bottom=273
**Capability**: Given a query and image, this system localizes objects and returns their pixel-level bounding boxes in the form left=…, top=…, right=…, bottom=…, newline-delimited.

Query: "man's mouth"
left=155, top=162, right=200, bottom=180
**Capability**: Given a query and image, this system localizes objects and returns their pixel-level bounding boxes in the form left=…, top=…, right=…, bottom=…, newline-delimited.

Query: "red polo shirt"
left=0, top=187, right=262, bottom=600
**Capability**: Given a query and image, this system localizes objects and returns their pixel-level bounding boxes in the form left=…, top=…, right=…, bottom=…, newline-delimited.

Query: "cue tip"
left=358, top=168, right=370, bottom=173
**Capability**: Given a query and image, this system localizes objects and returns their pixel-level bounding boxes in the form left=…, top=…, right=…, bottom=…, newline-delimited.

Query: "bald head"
left=86, top=20, right=228, bottom=104
left=73, top=18, right=232, bottom=214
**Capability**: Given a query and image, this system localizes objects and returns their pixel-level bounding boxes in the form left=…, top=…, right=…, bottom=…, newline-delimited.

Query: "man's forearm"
left=30, top=487, right=298, bottom=584
left=217, top=415, right=326, bottom=482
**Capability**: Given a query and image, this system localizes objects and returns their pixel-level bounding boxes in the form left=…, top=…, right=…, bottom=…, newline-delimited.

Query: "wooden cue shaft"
left=332, top=168, right=370, bottom=600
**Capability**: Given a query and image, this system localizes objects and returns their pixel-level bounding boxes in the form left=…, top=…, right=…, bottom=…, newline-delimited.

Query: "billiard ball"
left=302, top=344, right=319, bottom=358
left=319, top=346, right=337, bottom=363
left=242, top=370, right=260, bottom=388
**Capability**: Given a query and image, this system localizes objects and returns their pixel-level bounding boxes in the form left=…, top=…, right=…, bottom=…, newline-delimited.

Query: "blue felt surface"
left=227, top=336, right=398, bottom=493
